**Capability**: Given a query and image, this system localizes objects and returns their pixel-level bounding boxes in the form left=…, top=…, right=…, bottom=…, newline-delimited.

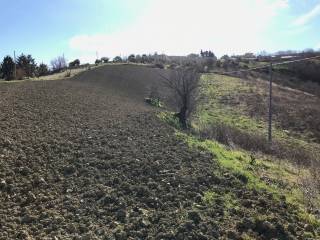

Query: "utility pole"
left=13, top=51, right=17, bottom=79
left=268, top=62, right=273, bottom=144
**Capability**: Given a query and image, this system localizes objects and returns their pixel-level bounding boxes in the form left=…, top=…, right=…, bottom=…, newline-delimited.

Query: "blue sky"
left=1, top=0, right=320, bottom=64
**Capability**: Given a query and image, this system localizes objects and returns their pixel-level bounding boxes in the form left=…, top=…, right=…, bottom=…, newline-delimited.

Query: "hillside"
left=0, top=65, right=319, bottom=239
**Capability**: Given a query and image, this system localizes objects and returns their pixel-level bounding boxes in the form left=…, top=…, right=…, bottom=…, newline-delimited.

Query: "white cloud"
left=69, top=0, right=288, bottom=63
left=293, top=3, right=320, bottom=26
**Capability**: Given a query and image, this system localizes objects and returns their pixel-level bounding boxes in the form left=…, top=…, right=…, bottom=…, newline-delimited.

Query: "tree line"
left=0, top=54, right=83, bottom=81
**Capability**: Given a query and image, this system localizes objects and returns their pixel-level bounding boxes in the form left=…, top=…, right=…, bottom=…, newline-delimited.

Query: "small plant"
left=249, top=154, right=256, bottom=166
left=144, top=97, right=163, bottom=108
left=64, top=70, right=71, bottom=77
left=158, top=112, right=182, bottom=129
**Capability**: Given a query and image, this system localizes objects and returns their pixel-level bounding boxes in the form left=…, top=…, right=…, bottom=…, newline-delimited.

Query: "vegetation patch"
left=194, top=73, right=320, bottom=165
left=144, top=97, right=164, bottom=108
left=158, top=111, right=320, bottom=236
left=177, top=131, right=320, bottom=228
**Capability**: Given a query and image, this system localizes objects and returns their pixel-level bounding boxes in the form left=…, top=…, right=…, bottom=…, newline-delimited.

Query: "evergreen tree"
left=16, top=54, right=36, bottom=77
left=37, top=63, right=49, bottom=76
left=1, top=56, right=15, bottom=80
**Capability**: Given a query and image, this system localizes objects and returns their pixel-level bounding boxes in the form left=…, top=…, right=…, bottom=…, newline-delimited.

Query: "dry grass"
left=196, top=122, right=318, bottom=166
left=196, top=73, right=320, bottom=160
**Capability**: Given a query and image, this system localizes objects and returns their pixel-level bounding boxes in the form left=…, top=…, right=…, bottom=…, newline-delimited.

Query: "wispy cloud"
left=293, top=3, right=320, bottom=26
left=69, top=0, right=289, bottom=63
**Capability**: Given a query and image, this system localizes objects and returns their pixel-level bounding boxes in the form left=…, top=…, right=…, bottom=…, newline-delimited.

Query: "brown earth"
left=0, top=65, right=318, bottom=239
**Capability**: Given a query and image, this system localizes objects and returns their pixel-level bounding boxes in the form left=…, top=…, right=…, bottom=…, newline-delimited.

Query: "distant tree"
left=159, top=67, right=200, bottom=128
left=51, top=55, right=67, bottom=71
left=303, top=48, right=314, bottom=53
left=16, top=54, right=36, bottom=77
left=135, top=55, right=142, bottom=63
left=141, top=54, right=148, bottom=63
left=128, top=54, right=136, bottom=63
left=243, top=52, right=255, bottom=58
left=200, top=50, right=216, bottom=59
left=113, top=56, right=122, bottom=63
left=221, top=55, right=230, bottom=60
left=204, top=57, right=215, bottom=69
left=1, top=56, right=15, bottom=80
left=101, top=57, right=109, bottom=63
left=257, top=50, right=269, bottom=57
left=216, top=60, right=221, bottom=68
left=95, top=59, right=102, bottom=65
left=69, top=59, right=80, bottom=67
left=187, top=53, right=199, bottom=58
left=37, top=63, right=49, bottom=76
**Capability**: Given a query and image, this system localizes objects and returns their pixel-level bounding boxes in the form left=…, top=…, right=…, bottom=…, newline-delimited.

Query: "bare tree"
left=160, top=67, right=200, bottom=128
left=50, top=55, right=67, bottom=71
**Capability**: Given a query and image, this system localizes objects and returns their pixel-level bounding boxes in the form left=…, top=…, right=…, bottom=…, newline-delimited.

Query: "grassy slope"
left=158, top=72, right=320, bottom=237
left=195, top=73, right=320, bottom=217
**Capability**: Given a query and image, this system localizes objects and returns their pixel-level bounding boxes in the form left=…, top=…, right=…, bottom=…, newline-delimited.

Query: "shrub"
left=69, top=59, right=80, bottom=67
left=64, top=70, right=71, bottom=77
left=101, top=57, right=109, bottom=63
left=113, top=56, right=122, bottom=63
left=37, top=63, right=49, bottom=76
left=198, top=122, right=317, bottom=166
left=144, top=98, right=163, bottom=108
left=51, top=55, right=67, bottom=71
left=128, top=54, right=136, bottom=63
left=154, top=63, right=164, bottom=69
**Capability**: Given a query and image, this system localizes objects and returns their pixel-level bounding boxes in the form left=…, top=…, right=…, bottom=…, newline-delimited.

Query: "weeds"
left=64, top=69, right=71, bottom=77
left=159, top=112, right=319, bottom=227
left=145, top=97, right=163, bottom=108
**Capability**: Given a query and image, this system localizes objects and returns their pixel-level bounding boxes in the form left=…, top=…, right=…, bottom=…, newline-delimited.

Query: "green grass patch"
left=157, top=75, right=320, bottom=228
left=158, top=111, right=182, bottom=129
left=175, top=131, right=320, bottom=228
left=196, top=73, right=320, bottom=163
left=145, top=97, right=164, bottom=108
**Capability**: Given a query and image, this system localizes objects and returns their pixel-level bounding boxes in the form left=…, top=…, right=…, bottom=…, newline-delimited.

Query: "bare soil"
left=0, top=65, right=317, bottom=239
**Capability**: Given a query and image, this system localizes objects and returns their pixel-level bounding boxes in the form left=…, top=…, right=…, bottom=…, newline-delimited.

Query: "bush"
left=113, top=56, right=122, bottom=63
left=37, top=63, right=49, bottom=76
left=198, top=122, right=317, bottom=166
left=101, top=57, right=109, bottom=63
left=64, top=70, right=71, bottom=77
left=154, top=63, right=164, bottom=69
left=69, top=59, right=80, bottom=68
left=128, top=54, right=136, bottom=63
left=51, top=56, right=67, bottom=71
left=144, top=98, right=163, bottom=108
